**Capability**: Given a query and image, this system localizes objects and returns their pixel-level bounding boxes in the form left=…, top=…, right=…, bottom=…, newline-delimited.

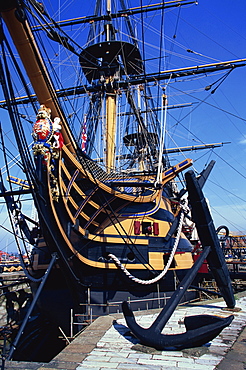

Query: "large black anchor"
left=122, top=170, right=234, bottom=350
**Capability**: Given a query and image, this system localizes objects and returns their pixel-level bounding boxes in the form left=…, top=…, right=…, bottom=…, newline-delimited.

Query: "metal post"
left=70, top=308, right=73, bottom=339
left=87, top=287, right=90, bottom=320
left=157, top=283, right=160, bottom=308
left=7, top=253, right=57, bottom=360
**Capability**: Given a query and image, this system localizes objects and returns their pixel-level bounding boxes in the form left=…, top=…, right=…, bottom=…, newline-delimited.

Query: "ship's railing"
left=69, top=292, right=199, bottom=339
left=226, top=260, right=246, bottom=273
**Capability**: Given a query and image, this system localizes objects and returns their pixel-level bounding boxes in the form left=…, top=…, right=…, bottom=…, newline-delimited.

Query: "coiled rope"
left=108, top=206, right=186, bottom=285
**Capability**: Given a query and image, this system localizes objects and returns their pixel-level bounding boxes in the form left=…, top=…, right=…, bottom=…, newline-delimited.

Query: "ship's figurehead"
left=32, top=105, right=64, bottom=161
left=33, top=105, right=64, bottom=147
left=32, top=105, right=53, bottom=143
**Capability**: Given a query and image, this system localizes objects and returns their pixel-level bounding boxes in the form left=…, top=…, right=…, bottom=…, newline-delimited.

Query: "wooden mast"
left=105, top=0, right=117, bottom=173
left=105, top=92, right=117, bottom=172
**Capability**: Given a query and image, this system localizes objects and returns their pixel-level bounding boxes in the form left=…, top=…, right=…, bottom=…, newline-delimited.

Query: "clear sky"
left=0, top=0, right=246, bottom=253
left=170, top=0, right=246, bottom=235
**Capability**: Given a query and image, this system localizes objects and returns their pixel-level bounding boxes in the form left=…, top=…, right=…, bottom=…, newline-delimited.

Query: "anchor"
left=122, top=170, right=234, bottom=350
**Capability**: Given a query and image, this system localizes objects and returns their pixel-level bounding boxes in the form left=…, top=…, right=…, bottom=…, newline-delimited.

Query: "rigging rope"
left=156, top=90, right=168, bottom=185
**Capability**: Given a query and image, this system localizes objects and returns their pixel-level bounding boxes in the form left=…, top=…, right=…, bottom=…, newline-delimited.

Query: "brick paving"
left=4, top=293, right=246, bottom=370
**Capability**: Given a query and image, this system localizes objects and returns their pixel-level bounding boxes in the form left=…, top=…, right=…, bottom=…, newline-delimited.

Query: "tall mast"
left=105, top=0, right=117, bottom=172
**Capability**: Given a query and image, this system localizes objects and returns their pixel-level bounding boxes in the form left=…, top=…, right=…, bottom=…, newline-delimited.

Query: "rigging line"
left=31, top=1, right=197, bottom=27
left=1, top=40, right=37, bottom=191
left=50, top=0, right=76, bottom=21
left=0, top=220, right=19, bottom=240
left=85, top=92, right=105, bottom=158
left=119, top=0, right=139, bottom=48
left=140, top=0, right=146, bottom=76
left=212, top=195, right=246, bottom=226
left=169, top=94, right=211, bottom=145
left=0, top=143, right=25, bottom=173
left=187, top=49, right=220, bottom=63
left=22, top=14, right=79, bottom=152
left=3, top=33, right=38, bottom=114
left=213, top=92, right=245, bottom=140
left=179, top=16, right=240, bottom=60
left=202, top=148, right=213, bottom=168
left=192, top=149, right=215, bottom=166
left=207, top=70, right=233, bottom=94
left=172, top=5, right=181, bottom=39
left=166, top=4, right=182, bottom=70
left=211, top=206, right=246, bottom=234
left=87, top=0, right=100, bottom=45
left=0, top=105, right=35, bottom=125
left=0, top=153, right=24, bottom=175
left=127, top=89, right=154, bottom=154
left=212, top=151, right=246, bottom=182
left=0, top=130, right=29, bottom=265
left=53, top=1, right=95, bottom=50
left=156, top=84, right=169, bottom=184
left=164, top=129, right=200, bottom=174
left=205, top=7, right=246, bottom=44
left=73, top=156, right=157, bottom=272
left=33, top=24, right=87, bottom=130
left=167, top=77, right=246, bottom=142
left=131, top=16, right=216, bottom=65
left=16, top=224, right=33, bottom=266
left=0, top=66, right=19, bottom=199
left=26, top=0, right=83, bottom=53
left=208, top=178, right=246, bottom=204
left=27, top=10, right=100, bottom=128
left=155, top=1, right=165, bottom=126
left=158, top=1, right=165, bottom=74
left=0, top=229, right=17, bottom=249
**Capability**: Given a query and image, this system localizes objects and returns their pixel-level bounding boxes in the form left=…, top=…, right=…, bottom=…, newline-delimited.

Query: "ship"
left=0, top=0, right=245, bottom=362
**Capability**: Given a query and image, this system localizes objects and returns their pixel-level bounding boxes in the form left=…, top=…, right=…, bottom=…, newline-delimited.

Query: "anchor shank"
left=150, top=245, right=211, bottom=333
left=185, top=170, right=235, bottom=308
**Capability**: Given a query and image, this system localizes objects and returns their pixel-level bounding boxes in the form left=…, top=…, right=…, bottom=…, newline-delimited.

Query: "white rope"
left=108, top=209, right=185, bottom=285
left=156, top=92, right=168, bottom=185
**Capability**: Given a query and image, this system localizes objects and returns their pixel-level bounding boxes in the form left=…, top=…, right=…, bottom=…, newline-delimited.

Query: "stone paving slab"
left=3, top=293, right=246, bottom=370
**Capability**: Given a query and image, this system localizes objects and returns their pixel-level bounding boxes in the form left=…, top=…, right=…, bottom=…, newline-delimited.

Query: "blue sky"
left=0, top=0, right=246, bottom=252
left=173, top=0, right=246, bottom=234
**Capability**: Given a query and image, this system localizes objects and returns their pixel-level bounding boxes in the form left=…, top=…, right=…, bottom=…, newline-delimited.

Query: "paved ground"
left=3, top=292, right=246, bottom=370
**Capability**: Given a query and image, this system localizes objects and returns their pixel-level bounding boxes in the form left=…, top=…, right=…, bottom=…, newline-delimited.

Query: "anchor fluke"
left=182, top=314, right=234, bottom=348
left=122, top=301, right=234, bottom=350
